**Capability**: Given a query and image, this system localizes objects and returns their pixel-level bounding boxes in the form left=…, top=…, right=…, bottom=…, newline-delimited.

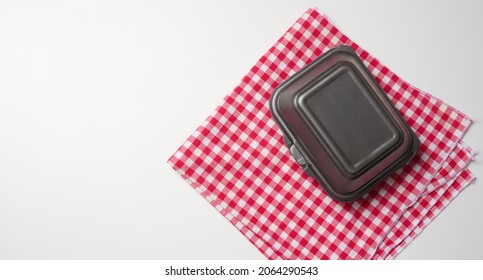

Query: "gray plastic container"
left=269, top=45, right=419, bottom=201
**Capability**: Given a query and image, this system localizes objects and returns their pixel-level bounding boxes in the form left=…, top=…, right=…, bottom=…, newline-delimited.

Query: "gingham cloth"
left=168, top=8, right=475, bottom=259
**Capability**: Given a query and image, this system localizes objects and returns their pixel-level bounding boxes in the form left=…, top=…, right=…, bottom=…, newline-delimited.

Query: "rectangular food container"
left=269, top=45, right=419, bottom=201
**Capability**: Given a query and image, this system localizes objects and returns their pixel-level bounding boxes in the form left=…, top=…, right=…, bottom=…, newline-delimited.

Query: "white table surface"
left=1, top=0, right=482, bottom=259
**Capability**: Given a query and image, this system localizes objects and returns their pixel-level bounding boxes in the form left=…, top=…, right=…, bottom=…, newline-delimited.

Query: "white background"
left=1, top=0, right=482, bottom=259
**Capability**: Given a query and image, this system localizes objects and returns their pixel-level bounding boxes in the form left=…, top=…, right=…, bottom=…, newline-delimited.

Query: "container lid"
left=269, top=46, right=419, bottom=201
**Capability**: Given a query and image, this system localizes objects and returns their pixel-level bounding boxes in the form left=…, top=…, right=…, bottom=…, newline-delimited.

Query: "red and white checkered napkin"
left=168, top=8, right=475, bottom=259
